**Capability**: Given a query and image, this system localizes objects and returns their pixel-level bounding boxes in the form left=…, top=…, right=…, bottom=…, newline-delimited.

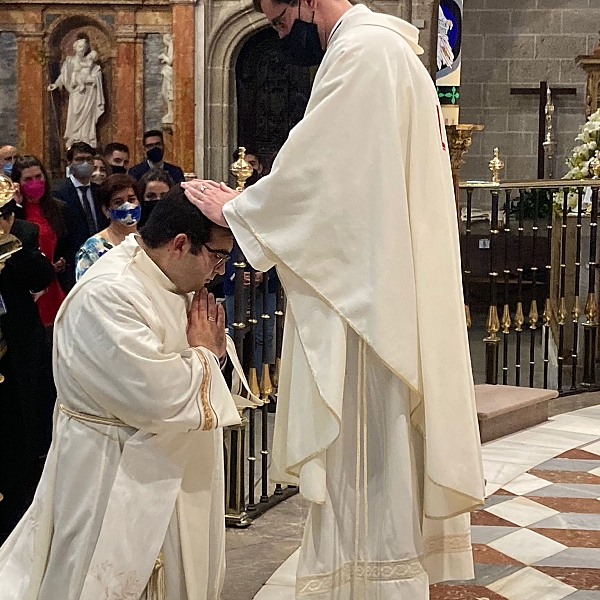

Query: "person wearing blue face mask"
left=0, top=146, right=17, bottom=178
left=75, top=174, right=141, bottom=280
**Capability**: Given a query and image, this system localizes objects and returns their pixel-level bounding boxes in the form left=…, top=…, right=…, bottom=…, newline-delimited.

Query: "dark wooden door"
left=236, top=28, right=312, bottom=169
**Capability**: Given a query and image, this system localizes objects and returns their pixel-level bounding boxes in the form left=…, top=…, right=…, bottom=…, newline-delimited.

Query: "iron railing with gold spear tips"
left=460, top=148, right=600, bottom=394
left=224, top=147, right=296, bottom=528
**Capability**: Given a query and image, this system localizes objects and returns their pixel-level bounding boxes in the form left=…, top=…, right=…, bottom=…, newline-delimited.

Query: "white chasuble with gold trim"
left=0, top=235, right=242, bottom=600
left=223, top=4, right=484, bottom=598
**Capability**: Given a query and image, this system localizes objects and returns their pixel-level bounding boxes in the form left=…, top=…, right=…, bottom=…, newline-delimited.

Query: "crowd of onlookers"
left=1, top=129, right=184, bottom=314
left=0, top=130, right=186, bottom=541
left=0, top=135, right=275, bottom=541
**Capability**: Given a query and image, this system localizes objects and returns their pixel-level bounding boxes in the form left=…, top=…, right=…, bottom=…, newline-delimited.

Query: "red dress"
left=24, top=202, right=66, bottom=326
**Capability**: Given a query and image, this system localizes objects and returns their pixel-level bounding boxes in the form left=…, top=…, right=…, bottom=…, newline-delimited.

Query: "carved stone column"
left=114, top=11, right=137, bottom=157
left=16, top=12, right=44, bottom=158
left=576, top=35, right=600, bottom=118
left=172, top=0, right=196, bottom=176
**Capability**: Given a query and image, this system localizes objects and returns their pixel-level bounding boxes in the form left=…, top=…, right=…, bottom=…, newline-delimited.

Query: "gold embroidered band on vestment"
left=296, top=558, right=426, bottom=596
left=423, top=532, right=472, bottom=557
left=296, top=531, right=472, bottom=596
left=192, top=348, right=215, bottom=430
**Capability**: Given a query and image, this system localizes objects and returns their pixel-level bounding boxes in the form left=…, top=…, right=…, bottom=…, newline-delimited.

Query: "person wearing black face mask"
left=128, top=129, right=185, bottom=184
left=136, top=167, right=174, bottom=227
left=279, top=0, right=325, bottom=66
left=103, top=142, right=130, bottom=175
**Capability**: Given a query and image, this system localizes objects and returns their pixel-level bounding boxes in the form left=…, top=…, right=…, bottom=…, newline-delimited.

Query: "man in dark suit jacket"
left=0, top=205, right=56, bottom=542
left=53, top=142, right=108, bottom=290
left=128, top=129, right=185, bottom=184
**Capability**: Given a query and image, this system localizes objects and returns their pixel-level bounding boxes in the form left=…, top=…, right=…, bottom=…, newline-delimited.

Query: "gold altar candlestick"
left=543, top=88, right=558, bottom=179
left=489, top=148, right=505, bottom=184
left=231, top=147, right=254, bottom=192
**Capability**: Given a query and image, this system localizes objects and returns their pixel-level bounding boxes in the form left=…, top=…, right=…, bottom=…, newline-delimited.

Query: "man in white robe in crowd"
left=184, top=0, right=485, bottom=597
left=0, top=186, right=252, bottom=599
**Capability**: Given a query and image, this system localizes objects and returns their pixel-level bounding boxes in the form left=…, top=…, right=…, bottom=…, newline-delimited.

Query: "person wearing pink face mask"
left=11, top=156, right=68, bottom=329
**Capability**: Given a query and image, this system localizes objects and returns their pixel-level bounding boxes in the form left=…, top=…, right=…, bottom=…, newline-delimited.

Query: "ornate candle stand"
left=446, top=124, right=484, bottom=221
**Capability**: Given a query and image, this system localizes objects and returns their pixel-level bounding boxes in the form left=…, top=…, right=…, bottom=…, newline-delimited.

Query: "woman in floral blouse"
left=75, top=174, right=141, bottom=281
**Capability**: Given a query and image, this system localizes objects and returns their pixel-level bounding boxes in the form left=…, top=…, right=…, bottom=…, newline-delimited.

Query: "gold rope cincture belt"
left=58, top=403, right=129, bottom=442
left=58, top=403, right=166, bottom=599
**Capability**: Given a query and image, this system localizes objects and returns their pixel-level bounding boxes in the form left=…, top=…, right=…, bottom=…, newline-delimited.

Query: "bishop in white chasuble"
left=185, top=2, right=485, bottom=598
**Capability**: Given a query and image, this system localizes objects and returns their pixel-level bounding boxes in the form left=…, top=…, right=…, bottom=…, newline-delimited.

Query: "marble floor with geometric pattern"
left=250, top=404, right=600, bottom=600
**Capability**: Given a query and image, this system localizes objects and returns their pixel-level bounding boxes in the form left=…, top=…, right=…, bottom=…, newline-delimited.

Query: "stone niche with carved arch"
left=44, top=14, right=114, bottom=177
left=203, top=0, right=439, bottom=179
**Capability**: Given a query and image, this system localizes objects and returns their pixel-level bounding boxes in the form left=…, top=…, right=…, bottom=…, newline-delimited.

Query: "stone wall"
left=460, top=0, right=600, bottom=182
left=0, top=32, right=17, bottom=147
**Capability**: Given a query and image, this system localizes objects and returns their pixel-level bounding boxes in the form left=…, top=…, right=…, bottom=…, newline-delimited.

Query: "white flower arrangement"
left=552, top=108, right=600, bottom=214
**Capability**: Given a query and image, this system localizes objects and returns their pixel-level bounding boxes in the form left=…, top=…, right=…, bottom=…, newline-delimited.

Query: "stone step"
left=475, top=384, right=559, bottom=443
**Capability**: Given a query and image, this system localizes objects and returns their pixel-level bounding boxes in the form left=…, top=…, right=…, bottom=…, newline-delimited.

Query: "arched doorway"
left=235, top=28, right=312, bottom=170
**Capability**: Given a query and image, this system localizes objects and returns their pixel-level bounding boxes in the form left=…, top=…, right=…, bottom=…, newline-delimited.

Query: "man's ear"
left=170, top=233, right=189, bottom=255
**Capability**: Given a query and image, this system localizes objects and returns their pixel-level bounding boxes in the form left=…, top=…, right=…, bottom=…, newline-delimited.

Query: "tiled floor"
left=252, top=404, right=600, bottom=600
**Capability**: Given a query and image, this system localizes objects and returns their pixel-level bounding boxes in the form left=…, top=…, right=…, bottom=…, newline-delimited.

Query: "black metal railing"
left=460, top=180, right=600, bottom=394
left=223, top=246, right=296, bottom=528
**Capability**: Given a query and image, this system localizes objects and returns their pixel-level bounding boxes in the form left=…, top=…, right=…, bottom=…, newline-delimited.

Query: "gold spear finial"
left=558, top=298, right=567, bottom=326
left=573, top=296, right=581, bottom=323
left=514, top=302, right=525, bottom=332
left=247, top=367, right=261, bottom=398
left=501, top=304, right=511, bottom=334
left=260, top=363, right=272, bottom=401
left=585, top=292, right=598, bottom=325
left=484, top=305, right=500, bottom=341
left=529, top=299, right=539, bottom=330
left=543, top=298, right=553, bottom=327
left=489, top=148, right=504, bottom=184
left=230, top=147, right=254, bottom=192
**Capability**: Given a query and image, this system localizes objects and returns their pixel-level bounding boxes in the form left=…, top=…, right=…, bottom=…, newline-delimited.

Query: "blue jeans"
left=225, top=291, right=276, bottom=369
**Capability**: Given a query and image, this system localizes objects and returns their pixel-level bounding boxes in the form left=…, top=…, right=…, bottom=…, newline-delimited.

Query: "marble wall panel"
left=144, top=33, right=164, bottom=132
left=0, top=32, right=17, bottom=146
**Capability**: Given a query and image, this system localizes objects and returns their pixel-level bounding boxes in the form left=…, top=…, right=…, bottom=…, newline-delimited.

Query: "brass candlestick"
left=543, top=88, right=558, bottom=179
left=489, top=148, right=504, bottom=184
left=230, top=147, right=254, bottom=192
